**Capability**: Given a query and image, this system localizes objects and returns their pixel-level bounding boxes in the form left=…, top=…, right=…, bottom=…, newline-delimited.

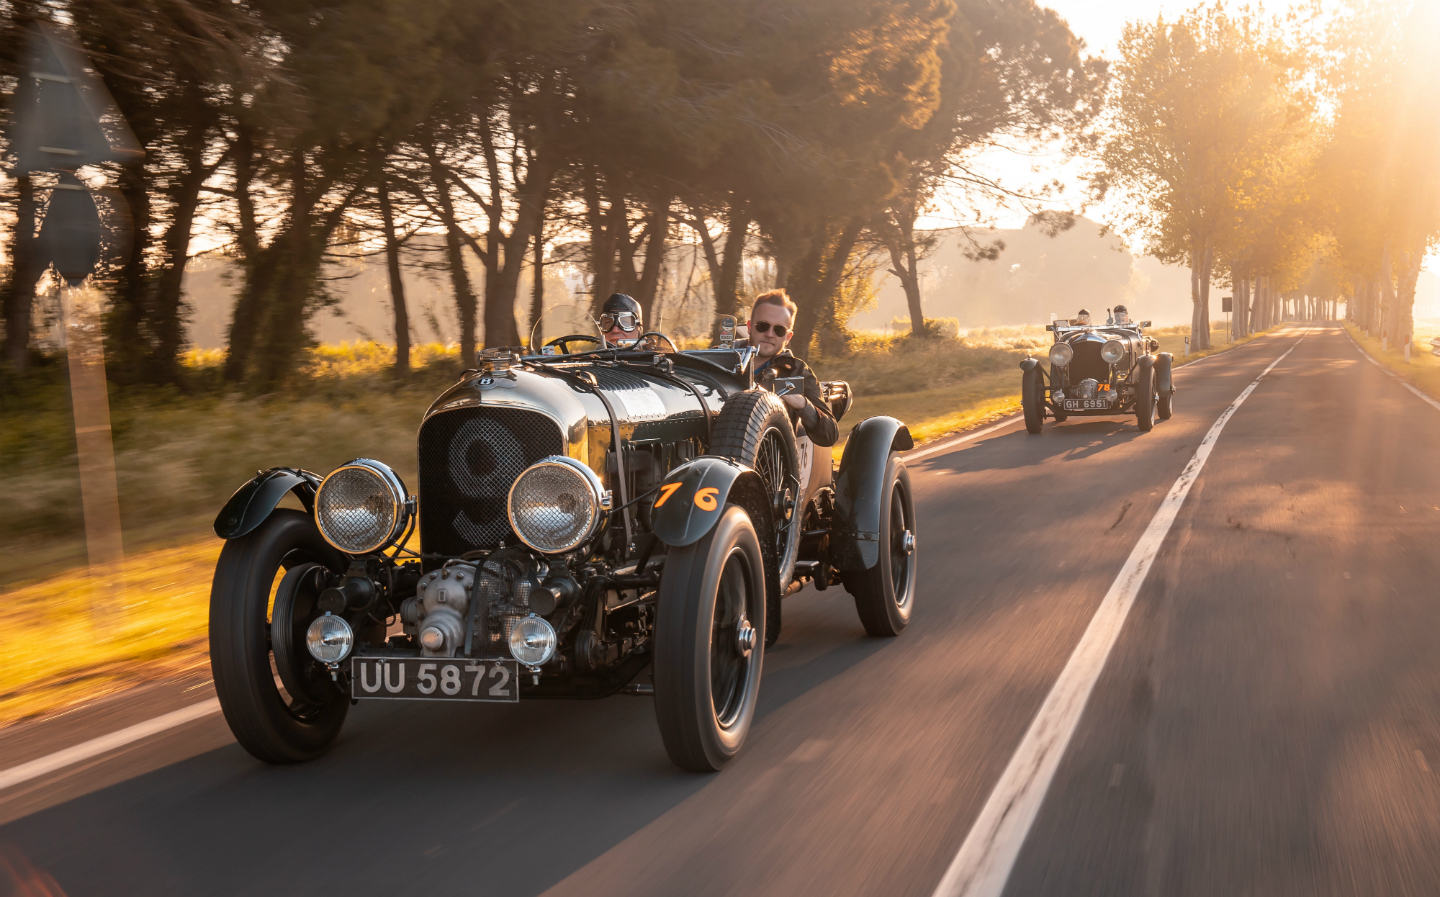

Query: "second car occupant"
left=599, top=292, right=644, bottom=347
left=744, top=289, right=839, bottom=447
left=1113, top=304, right=1132, bottom=326
left=1076, top=307, right=1092, bottom=325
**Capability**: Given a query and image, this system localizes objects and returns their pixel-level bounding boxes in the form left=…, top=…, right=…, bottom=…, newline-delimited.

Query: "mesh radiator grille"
left=418, top=407, right=565, bottom=557
left=1068, top=341, right=1111, bottom=385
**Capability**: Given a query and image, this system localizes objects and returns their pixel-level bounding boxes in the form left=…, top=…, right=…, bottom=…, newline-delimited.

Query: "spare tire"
left=709, top=390, right=801, bottom=643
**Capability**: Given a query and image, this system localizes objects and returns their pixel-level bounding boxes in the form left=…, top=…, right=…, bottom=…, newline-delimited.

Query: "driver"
left=1076, top=307, right=1092, bottom=325
left=1113, top=304, right=1132, bottom=326
left=599, top=293, right=644, bottom=347
left=745, top=289, right=839, bottom=447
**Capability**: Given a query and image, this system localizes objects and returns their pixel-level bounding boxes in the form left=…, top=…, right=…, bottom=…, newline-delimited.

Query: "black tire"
left=210, top=509, right=350, bottom=764
left=842, top=454, right=917, bottom=637
left=1022, top=367, right=1044, bottom=434
left=654, top=505, right=767, bottom=772
left=1135, top=364, right=1157, bottom=432
left=1155, top=355, right=1174, bottom=420
left=710, top=389, right=800, bottom=643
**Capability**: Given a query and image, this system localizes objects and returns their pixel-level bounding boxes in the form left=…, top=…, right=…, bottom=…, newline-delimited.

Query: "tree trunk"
left=2, top=174, right=42, bottom=372
left=489, top=162, right=555, bottom=348
left=378, top=175, right=410, bottom=377
left=149, top=115, right=216, bottom=384
left=104, top=159, right=152, bottom=381
left=530, top=211, right=545, bottom=339
left=427, top=152, right=479, bottom=364
left=583, top=168, right=618, bottom=309
left=1396, top=246, right=1423, bottom=351
left=784, top=219, right=863, bottom=360
left=1189, top=238, right=1210, bottom=350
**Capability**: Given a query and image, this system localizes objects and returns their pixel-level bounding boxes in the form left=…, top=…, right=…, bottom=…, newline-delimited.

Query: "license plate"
left=1063, top=399, right=1112, bottom=410
left=351, top=656, right=520, bottom=702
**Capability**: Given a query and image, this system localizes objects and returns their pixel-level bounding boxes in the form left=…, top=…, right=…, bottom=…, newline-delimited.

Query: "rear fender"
left=650, top=457, right=767, bottom=548
left=214, top=467, right=322, bottom=540
left=831, top=417, right=913, bottom=571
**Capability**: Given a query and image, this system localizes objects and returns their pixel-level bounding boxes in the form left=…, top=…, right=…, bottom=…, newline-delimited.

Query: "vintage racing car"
left=1019, top=313, right=1175, bottom=433
left=208, top=308, right=917, bottom=772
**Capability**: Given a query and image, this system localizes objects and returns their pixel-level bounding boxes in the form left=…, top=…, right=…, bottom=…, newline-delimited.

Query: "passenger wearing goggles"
left=598, top=293, right=644, bottom=347
left=741, top=289, right=838, bottom=446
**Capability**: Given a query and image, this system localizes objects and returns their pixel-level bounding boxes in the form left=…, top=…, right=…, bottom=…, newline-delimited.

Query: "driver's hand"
left=782, top=393, right=806, bottom=411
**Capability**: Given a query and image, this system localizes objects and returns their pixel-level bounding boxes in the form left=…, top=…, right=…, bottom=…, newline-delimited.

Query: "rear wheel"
left=654, top=505, right=766, bottom=772
left=1022, top=367, right=1045, bottom=434
left=1135, top=365, right=1158, bottom=432
left=710, top=390, right=800, bottom=643
left=842, top=454, right=917, bottom=637
left=210, top=509, right=350, bottom=763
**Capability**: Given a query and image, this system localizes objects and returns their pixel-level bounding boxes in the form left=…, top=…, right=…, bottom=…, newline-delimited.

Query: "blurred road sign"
left=1222, top=296, right=1233, bottom=313
left=36, top=172, right=103, bottom=285
left=9, top=23, right=141, bottom=175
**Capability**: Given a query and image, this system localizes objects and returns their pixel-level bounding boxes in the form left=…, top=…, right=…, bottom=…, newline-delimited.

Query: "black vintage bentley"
left=208, top=308, right=917, bottom=772
left=1019, top=312, right=1176, bottom=433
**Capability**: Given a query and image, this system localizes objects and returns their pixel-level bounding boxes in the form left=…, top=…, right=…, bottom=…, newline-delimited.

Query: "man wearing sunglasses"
left=598, top=292, right=644, bottom=348
left=745, top=289, right=838, bottom=447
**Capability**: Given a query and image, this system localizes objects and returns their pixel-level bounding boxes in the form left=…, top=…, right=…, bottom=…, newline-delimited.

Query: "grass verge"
left=1344, top=322, right=1440, bottom=401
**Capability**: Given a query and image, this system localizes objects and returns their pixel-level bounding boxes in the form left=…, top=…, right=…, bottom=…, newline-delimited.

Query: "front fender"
left=650, top=456, right=766, bottom=548
left=214, top=467, right=322, bottom=540
left=831, top=417, right=913, bottom=571
left=1155, top=352, right=1174, bottom=393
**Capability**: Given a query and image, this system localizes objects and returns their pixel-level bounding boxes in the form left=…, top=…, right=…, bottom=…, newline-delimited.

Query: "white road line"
left=0, top=698, right=220, bottom=792
left=930, top=338, right=1303, bottom=897
left=905, top=415, right=1023, bottom=463
left=1342, top=328, right=1440, bottom=414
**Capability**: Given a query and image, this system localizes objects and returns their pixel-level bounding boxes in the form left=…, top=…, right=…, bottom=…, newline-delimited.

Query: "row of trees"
left=1094, top=0, right=1439, bottom=351
left=0, top=0, right=1103, bottom=387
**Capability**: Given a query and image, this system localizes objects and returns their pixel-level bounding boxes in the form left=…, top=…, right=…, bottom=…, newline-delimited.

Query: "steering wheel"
left=542, top=334, right=603, bottom=355
left=613, top=331, right=678, bottom=353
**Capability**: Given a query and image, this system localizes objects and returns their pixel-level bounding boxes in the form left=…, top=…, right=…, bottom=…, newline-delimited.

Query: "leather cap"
left=601, top=293, right=642, bottom=323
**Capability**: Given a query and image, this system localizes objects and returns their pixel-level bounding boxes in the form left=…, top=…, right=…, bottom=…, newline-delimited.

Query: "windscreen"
left=528, top=305, right=604, bottom=356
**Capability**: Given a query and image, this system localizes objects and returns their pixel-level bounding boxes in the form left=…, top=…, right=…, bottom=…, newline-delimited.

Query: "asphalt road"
left=6, top=324, right=1440, bottom=896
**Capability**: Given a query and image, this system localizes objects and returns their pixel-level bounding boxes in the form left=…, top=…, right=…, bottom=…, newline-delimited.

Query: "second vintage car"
left=208, top=309, right=917, bottom=772
left=1019, top=309, right=1176, bottom=433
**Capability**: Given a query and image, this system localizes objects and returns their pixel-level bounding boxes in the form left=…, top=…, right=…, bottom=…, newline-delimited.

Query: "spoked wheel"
left=654, top=505, right=766, bottom=772
left=842, top=453, right=917, bottom=637
left=710, top=389, right=801, bottom=644
left=210, top=509, right=350, bottom=763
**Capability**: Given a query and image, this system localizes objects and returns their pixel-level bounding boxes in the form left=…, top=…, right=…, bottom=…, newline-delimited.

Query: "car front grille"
left=1067, top=341, right=1110, bottom=385
left=418, top=406, right=565, bottom=558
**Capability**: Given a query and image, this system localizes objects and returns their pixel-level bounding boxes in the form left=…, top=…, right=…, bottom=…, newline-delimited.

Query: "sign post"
left=1221, top=295, right=1233, bottom=343
left=10, top=23, right=140, bottom=620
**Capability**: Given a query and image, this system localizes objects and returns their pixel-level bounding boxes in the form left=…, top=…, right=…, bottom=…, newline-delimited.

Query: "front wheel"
left=1022, top=367, right=1045, bottom=434
left=210, top=509, right=350, bottom=763
left=654, top=505, right=767, bottom=772
left=842, top=454, right=917, bottom=637
left=1155, top=354, right=1174, bottom=419
left=1135, top=365, right=1158, bottom=432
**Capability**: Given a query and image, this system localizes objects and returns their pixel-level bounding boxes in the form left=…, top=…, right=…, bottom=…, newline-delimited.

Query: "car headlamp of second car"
left=1048, top=342, right=1074, bottom=367
left=1101, top=339, right=1126, bottom=364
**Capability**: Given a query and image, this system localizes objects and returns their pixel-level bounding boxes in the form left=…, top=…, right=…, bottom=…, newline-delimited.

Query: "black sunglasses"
left=748, top=320, right=789, bottom=337
left=599, top=312, right=639, bottom=332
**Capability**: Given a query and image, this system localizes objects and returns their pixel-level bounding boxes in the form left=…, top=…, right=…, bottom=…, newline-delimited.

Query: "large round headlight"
left=508, top=456, right=604, bottom=553
left=1101, top=339, right=1126, bottom=364
left=315, top=460, right=409, bottom=555
left=509, top=614, right=557, bottom=666
left=306, top=613, right=354, bottom=664
left=1048, top=342, right=1074, bottom=366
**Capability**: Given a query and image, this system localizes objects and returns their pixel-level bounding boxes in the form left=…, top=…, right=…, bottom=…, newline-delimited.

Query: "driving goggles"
left=599, top=312, right=639, bottom=332
left=748, top=320, right=789, bottom=337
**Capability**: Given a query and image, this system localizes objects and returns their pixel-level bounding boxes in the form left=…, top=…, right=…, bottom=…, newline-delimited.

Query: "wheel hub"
left=901, top=529, right=915, bottom=554
left=734, top=617, right=756, bottom=658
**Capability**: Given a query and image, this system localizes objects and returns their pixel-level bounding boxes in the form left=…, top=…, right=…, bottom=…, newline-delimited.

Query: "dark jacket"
left=753, top=349, right=839, bottom=447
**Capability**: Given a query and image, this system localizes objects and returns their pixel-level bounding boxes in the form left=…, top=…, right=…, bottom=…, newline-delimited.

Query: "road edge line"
left=905, top=415, right=1023, bottom=463
left=929, top=338, right=1304, bottom=897
left=0, top=698, right=221, bottom=792
left=1342, top=327, right=1440, bottom=414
